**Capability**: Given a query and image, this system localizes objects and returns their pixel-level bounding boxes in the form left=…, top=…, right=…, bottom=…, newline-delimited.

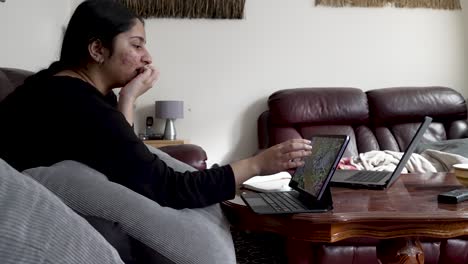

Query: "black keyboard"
left=259, top=192, right=308, bottom=212
left=346, top=171, right=390, bottom=183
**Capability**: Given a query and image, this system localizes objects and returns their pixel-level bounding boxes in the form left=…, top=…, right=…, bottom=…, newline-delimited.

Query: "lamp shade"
left=155, top=100, right=184, bottom=119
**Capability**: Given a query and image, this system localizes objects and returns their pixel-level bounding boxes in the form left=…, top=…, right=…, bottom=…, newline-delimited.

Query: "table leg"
left=376, top=237, right=424, bottom=264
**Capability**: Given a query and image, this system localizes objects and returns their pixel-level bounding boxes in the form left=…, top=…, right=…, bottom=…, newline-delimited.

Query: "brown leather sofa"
left=258, top=87, right=468, bottom=264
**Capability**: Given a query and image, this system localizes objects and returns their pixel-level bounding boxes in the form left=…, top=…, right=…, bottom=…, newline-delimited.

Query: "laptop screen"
left=290, top=135, right=349, bottom=199
left=385, top=116, right=432, bottom=187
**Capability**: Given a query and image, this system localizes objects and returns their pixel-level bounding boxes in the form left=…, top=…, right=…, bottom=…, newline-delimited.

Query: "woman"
left=0, top=0, right=312, bottom=209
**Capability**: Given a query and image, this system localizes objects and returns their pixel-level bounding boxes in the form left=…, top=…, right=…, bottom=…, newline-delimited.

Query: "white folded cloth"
left=242, top=171, right=292, bottom=192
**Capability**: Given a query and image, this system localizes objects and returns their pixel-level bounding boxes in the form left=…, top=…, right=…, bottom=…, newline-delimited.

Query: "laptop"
left=331, top=116, right=432, bottom=190
left=241, top=135, right=350, bottom=214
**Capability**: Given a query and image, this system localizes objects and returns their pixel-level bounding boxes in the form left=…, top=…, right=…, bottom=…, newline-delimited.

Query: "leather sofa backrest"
left=0, top=68, right=33, bottom=102
left=258, top=87, right=468, bottom=158
left=259, top=88, right=373, bottom=158
left=367, top=87, right=467, bottom=151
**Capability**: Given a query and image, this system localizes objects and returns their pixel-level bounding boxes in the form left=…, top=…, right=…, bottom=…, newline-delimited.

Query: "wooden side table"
left=144, top=139, right=187, bottom=148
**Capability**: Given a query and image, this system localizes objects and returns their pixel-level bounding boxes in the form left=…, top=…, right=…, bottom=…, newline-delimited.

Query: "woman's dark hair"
left=29, top=0, right=143, bottom=81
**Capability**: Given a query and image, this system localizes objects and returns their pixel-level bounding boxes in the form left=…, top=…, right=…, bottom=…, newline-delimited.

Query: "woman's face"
left=103, top=19, right=152, bottom=88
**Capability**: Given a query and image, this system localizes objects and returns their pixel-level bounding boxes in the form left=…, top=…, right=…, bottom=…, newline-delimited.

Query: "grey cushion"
left=23, top=158, right=236, bottom=264
left=415, top=138, right=468, bottom=158
left=145, top=144, right=197, bottom=172
left=0, top=159, right=123, bottom=264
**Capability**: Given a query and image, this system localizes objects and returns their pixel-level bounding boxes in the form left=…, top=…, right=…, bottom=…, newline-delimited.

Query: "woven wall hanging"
left=316, top=0, right=461, bottom=10
left=117, top=0, right=246, bottom=19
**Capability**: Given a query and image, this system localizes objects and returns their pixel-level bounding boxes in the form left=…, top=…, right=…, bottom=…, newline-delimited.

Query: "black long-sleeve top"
left=0, top=75, right=235, bottom=209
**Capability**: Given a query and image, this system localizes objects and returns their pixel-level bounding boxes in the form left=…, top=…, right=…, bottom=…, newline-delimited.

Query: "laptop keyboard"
left=259, top=192, right=308, bottom=212
left=346, top=171, right=390, bottom=182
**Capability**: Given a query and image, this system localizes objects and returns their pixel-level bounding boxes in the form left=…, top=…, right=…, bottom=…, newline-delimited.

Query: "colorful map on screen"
left=292, top=136, right=345, bottom=197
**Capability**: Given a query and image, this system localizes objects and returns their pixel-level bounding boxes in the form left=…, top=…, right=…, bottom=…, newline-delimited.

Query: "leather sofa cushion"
left=268, top=88, right=369, bottom=125
left=266, top=88, right=372, bottom=157
left=367, top=86, right=466, bottom=125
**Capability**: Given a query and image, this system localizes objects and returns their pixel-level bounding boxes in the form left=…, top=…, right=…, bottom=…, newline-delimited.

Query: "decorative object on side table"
left=155, top=100, right=184, bottom=140
left=138, top=116, right=163, bottom=140
left=146, top=116, right=154, bottom=136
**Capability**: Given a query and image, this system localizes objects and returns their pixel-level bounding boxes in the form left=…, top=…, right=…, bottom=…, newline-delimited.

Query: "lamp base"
left=163, top=119, right=176, bottom=140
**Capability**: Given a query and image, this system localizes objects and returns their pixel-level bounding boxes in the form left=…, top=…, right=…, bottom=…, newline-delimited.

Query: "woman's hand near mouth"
left=118, top=65, right=160, bottom=125
left=120, top=65, right=160, bottom=101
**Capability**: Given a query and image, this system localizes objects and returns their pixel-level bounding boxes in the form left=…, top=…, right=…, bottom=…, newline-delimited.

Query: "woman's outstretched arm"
left=230, top=138, right=312, bottom=186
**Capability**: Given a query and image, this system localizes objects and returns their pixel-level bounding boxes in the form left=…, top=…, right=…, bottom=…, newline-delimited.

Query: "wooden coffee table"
left=221, top=172, right=468, bottom=264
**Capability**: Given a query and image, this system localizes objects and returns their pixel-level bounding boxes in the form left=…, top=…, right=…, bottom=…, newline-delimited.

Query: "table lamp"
left=155, top=100, right=184, bottom=140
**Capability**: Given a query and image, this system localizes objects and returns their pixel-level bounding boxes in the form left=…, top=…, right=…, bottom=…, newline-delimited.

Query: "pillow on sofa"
left=415, top=138, right=468, bottom=158
left=145, top=143, right=196, bottom=171
left=415, top=138, right=468, bottom=171
left=23, top=160, right=236, bottom=264
left=0, top=159, right=123, bottom=264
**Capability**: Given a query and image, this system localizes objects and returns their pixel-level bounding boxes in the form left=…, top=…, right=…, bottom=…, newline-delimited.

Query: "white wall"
left=0, top=0, right=70, bottom=71
left=140, top=0, right=468, bottom=166
left=1, top=0, right=467, bottom=167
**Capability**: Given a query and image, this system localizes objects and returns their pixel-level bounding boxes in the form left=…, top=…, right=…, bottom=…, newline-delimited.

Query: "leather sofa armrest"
left=448, top=120, right=468, bottom=139
left=158, top=144, right=207, bottom=171
left=257, top=111, right=270, bottom=149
